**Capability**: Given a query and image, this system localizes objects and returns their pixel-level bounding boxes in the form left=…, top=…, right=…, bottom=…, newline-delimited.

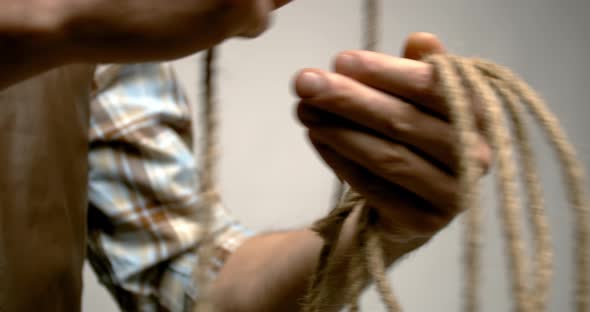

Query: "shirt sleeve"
left=86, top=63, right=253, bottom=312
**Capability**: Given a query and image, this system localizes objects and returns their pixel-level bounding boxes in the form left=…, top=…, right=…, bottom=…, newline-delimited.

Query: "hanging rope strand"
left=305, top=51, right=588, bottom=312
left=454, top=57, right=533, bottom=312
left=193, top=3, right=589, bottom=312
left=194, top=48, right=220, bottom=312
left=201, top=49, right=219, bottom=197
left=424, top=54, right=483, bottom=312
left=364, top=0, right=379, bottom=51
left=364, top=227, right=402, bottom=312
left=492, top=79, right=553, bottom=312
left=476, top=60, right=589, bottom=312
left=348, top=250, right=369, bottom=311
left=303, top=193, right=363, bottom=312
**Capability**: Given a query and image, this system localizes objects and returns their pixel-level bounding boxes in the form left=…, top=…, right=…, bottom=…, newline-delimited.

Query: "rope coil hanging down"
left=303, top=1, right=589, bottom=312
left=193, top=1, right=590, bottom=311
left=304, top=57, right=590, bottom=312
left=193, top=48, right=220, bottom=312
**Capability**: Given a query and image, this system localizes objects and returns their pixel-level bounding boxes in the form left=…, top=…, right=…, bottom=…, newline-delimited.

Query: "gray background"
left=82, top=0, right=590, bottom=311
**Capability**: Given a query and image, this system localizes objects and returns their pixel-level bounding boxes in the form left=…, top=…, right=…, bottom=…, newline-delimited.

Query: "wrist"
left=338, top=208, right=433, bottom=264
left=375, top=222, right=433, bottom=262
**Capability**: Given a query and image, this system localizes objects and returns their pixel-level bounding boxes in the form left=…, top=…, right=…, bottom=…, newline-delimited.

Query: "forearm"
left=60, top=0, right=259, bottom=64
left=209, top=228, right=324, bottom=312
left=209, top=208, right=425, bottom=312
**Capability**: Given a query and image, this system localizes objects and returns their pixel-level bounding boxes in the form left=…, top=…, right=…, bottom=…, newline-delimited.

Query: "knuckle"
left=322, top=75, right=352, bottom=103
left=411, top=64, right=436, bottom=95
left=357, top=54, right=385, bottom=80
left=385, top=104, right=417, bottom=137
left=374, top=145, right=411, bottom=178
left=474, top=139, right=493, bottom=173
left=334, top=51, right=352, bottom=66
left=334, top=51, right=378, bottom=77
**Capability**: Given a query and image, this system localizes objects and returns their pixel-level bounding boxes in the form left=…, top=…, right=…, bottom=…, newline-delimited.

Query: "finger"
left=293, top=69, right=433, bottom=136
left=298, top=100, right=492, bottom=174
left=331, top=50, right=488, bottom=138
left=297, top=102, right=359, bottom=129
left=309, top=126, right=460, bottom=214
left=331, top=50, right=447, bottom=118
left=402, top=32, right=446, bottom=61
left=399, top=33, right=494, bottom=136
left=294, top=72, right=490, bottom=173
left=310, top=141, right=455, bottom=235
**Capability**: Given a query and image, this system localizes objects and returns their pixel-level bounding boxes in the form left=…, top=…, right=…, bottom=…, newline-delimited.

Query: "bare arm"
left=209, top=227, right=332, bottom=312
left=208, top=33, right=492, bottom=312
left=0, top=0, right=292, bottom=89
left=208, top=208, right=360, bottom=312
left=209, top=208, right=423, bottom=312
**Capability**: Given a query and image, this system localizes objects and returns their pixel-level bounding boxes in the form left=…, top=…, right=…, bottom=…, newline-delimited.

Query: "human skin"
left=0, top=0, right=292, bottom=89
left=206, top=33, right=491, bottom=312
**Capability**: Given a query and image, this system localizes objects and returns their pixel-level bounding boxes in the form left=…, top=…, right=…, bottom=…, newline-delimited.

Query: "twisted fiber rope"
left=303, top=1, right=403, bottom=311
left=302, top=1, right=584, bottom=311
left=305, top=52, right=589, bottom=312
left=453, top=56, right=532, bottom=312
left=491, top=79, right=553, bottom=312
left=364, top=0, right=378, bottom=51
left=192, top=1, right=588, bottom=311
left=193, top=48, right=220, bottom=312
left=475, top=60, right=589, bottom=312
left=430, top=55, right=483, bottom=312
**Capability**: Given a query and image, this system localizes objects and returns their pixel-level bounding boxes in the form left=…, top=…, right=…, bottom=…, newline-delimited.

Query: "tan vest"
left=0, top=65, right=94, bottom=312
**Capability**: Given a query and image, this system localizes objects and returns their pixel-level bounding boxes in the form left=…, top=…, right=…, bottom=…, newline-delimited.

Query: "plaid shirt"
left=87, top=63, right=252, bottom=312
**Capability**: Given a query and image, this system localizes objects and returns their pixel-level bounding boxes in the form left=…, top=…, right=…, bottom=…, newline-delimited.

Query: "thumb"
left=402, top=32, right=446, bottom=60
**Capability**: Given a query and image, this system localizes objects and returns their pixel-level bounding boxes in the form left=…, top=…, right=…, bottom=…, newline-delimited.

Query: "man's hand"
left=204, top=33, right=492, bottom=312
left=0, top=0, right=293, bottom=88
left=56, top=0, right=293, bottom=62
left=294, top=33, right=491, bottom=254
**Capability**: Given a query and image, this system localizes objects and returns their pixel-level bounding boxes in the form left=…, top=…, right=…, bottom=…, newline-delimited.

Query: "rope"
left=427, top=55, right=483, bottom=312
left=453, top=56, right=531, bottom=312
left=193, top=48, right=220, bottom=312
left=304, top=1, right=587, bottom=310
left=304, top=49, right=590, bottom=311
left=192, top=1, right=589, bottom=311
left=364, top=0, right=379, bottom=51
left=492, top=79, right=553, bottom=312
left=308, top=1, right=404, bottom=310
left=476, top=60, right=589, bottom=312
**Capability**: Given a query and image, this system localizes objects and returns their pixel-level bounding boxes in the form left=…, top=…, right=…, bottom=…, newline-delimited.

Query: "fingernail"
left=297, top=72, right=326, bottom=97
left=336, top=53, right=360, bottom=73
